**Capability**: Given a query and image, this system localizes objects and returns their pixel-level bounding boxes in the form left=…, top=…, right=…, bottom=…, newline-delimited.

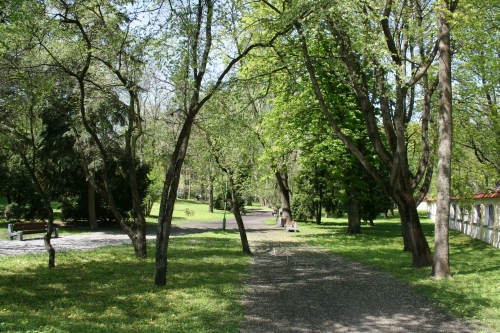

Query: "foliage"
left=59, top=154, right=151, bottom=225
left=212, top=193, right=245, bottom=213
left=451, top=0, right=500, bottom=191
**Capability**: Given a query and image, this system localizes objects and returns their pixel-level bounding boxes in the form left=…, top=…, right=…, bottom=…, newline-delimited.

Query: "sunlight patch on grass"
left=0, top=232, right=249, bottom=333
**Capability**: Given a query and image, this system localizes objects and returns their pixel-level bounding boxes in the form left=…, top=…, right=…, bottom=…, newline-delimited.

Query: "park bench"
left=285, top=221, right=298, bottom=232
left=7, top=222, right=59, bottom=241
left=277, top=217, right=286, bottom=227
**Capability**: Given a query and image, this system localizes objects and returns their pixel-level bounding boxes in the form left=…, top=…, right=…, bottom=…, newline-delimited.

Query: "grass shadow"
left=0, top=235, right=249, bottom=332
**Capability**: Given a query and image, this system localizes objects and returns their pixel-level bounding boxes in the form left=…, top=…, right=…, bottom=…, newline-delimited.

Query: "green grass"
left=146, top=200, right=229, bottom=226
left=0, top=232, right=249, bottom=333
left=0, top=200, right=233, bottom=240
left=3, top=201, right=499, bottom=331
left=297, top=212, right=500, bottom=331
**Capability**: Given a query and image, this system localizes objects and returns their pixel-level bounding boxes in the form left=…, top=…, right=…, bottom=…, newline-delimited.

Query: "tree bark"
left=394, top=189, right=434, bottom=267
left=229, top=174, right=251, bottom=254
left=87, top=178, right=98, bottom=230
left=156, top=118, right=193, bottom=286
left=208, top=172, right=214, bottom=213
left=432, top=0, right=457, bottom=279
left=347, top=188, right=361, bottom=234
left=315, top=184, right=322, bottom=224
left=46, top=7, right=148, bottom=258
left=276, top=171, right=292, bottom=223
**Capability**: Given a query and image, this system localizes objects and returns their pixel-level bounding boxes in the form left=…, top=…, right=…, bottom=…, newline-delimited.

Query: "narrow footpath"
left=0, top=212, right=483, bottom=332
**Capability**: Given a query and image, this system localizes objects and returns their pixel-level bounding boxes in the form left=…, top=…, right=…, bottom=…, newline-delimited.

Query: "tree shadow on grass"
left=0, top=237, right=248, bottom=333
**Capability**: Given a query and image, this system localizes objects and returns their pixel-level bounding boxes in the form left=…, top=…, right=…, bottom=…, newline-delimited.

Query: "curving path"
left=0, top=211, right=482, bottom=332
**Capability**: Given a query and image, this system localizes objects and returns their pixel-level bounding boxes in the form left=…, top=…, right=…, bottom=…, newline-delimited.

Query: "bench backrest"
left=13, top=222, right=48, bottom=232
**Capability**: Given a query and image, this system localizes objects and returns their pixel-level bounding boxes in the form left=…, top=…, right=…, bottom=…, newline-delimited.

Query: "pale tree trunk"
left=432, top=0, right=457, bottom=279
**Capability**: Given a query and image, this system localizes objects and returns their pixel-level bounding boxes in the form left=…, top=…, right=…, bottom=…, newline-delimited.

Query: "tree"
left=195, top=91, right=255, bottom=253
left=0, top=52, right=58, bottom=266
left=258, top=0, right=438, bottom=267
left=432, top=0, right=459, bottom=279
left=452, top=0, right=499, bottom=190
left=153, top=0, right=287, bottom=286
left=34, top=0, right=152, bottom=258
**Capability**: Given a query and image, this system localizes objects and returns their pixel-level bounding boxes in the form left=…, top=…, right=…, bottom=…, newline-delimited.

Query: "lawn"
left=0, top=231, right=249, bottom=333
left=296, top=212, right=500, bottom=332
left=0, top=199, right=234, bottom=240
left=2, top=202, right=500, bottom=331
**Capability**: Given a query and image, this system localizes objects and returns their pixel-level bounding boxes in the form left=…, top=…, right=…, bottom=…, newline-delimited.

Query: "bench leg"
left=7, top=223, right=14, bottom=240
left=18, top=231, right=23, bottom=241
left=54, top=228, right=59, bottom=238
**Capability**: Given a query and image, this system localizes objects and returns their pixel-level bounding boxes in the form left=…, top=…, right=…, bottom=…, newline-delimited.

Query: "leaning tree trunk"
left=155, top=118, right=193, bottom=286
left=229, top=176, right=251, bottom=254
left=394, top=189, right=433, bottom=268
left=19, top=153, right=56, bottom=268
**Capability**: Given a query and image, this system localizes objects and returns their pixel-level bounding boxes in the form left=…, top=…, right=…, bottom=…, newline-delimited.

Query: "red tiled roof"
left=424, top=191, right=500, bottom=201
left=474, top=191, right=500, bottom=199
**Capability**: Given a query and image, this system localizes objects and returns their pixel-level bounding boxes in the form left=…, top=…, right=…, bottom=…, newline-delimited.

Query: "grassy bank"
left=0, top=231, right=249, bottom=333
left=296, top=212, right=500, bottom=332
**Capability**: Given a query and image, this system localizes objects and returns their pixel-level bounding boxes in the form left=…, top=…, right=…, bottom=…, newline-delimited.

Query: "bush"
left=5, top=202, right=21, bottom=220
left=213, top=193, right=245, bottom=212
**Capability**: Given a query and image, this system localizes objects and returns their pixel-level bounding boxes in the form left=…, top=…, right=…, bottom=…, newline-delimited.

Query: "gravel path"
left=0, top=212, right=483, bottom=332
left=241, top=236, right=480, bottom=332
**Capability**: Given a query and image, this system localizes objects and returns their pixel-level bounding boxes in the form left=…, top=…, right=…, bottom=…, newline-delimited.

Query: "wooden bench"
left=285, top=221, right=298, bottom=232
left=7, top=222, right=59, bottom=241
left=277, top=217, right=286, bottom=227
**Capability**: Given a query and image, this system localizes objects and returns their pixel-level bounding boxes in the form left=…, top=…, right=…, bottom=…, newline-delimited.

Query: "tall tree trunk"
left=293, top=18, right=434, bottom=268
left=87, top=178, right=98, bottom=230
left=432, top=0, right=456, bottom=279
left=315, top=185, right=322, bottom=224
left=315, top=201, right=322, bottom=224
